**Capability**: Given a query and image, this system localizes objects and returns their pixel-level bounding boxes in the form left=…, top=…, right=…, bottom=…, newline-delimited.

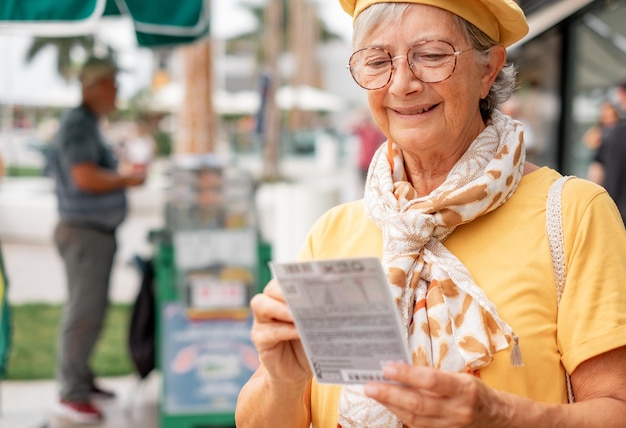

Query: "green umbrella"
left=0, top=0, right=209, bottom=47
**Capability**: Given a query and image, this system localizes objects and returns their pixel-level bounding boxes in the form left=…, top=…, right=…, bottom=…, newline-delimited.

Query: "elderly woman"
left=236, top=0, right=626, bottom=426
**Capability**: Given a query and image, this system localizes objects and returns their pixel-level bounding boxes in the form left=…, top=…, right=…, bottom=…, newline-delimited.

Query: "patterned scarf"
left=338, top=110, right=525, bottom=428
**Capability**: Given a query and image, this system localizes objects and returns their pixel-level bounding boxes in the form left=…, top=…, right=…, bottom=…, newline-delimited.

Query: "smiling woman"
left=235, top=1, right=626, bottom=427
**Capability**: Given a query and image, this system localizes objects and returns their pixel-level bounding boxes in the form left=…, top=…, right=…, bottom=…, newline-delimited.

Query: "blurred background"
left=0, top=0, right=624, bottom=426
left=1, top=0, right=625, bottom=201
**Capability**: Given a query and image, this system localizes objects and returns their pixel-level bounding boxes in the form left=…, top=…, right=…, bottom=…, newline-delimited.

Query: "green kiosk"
left=153, top=159, right=270, bottom=428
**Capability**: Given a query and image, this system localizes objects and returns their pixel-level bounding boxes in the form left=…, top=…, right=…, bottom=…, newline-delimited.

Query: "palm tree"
left=225, top=0, right=342, bottom=60
left=177, top=38, right=216, bottom=154
left=24, top=35, right=114, bottom=82
left=288, top=0, right=325, bottom=130
left=225, top=0, right=343, bottom=180
left=260, top=0, right=283, bottom=180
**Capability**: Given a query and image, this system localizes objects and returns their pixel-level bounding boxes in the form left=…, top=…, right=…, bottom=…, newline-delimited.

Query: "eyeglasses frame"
left=346, top=40, right=474, bottom=90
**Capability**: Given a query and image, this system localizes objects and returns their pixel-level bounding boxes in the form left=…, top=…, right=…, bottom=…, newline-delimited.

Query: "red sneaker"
left=56, top=399, right=104, bottom=423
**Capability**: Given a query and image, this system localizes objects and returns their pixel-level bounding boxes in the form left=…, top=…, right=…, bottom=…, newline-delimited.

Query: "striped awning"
left=0, top=0, right=209, bottom=47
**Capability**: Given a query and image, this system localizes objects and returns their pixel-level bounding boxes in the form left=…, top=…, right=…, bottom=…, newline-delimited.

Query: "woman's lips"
left=392, top=103, right=439, bottom=115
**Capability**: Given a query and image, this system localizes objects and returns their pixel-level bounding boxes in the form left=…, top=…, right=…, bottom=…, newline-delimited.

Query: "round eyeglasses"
left=347, top=40, right=473, bottom=90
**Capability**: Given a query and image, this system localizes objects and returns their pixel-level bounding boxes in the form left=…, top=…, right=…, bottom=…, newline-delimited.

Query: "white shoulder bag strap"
left=546, top=175, right=575, bottom=403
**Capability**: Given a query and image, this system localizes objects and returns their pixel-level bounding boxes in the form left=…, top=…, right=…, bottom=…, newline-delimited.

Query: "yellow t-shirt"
left=297, top=167, right=626, bottom=428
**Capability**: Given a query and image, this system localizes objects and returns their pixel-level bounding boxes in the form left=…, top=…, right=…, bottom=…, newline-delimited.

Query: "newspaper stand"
left=153, top=156, right=262, bottom=428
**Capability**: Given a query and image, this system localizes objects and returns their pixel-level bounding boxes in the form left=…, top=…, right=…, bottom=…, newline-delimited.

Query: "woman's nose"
left=389, top=56, right=422, bottom=92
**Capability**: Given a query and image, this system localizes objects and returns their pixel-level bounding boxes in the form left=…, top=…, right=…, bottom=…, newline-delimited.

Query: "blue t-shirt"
left=48, top=105, right=127, bottom=230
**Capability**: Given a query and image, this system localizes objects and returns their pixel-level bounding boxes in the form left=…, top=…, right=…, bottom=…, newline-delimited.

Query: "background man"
left=47, top=56, right=145, bottom=423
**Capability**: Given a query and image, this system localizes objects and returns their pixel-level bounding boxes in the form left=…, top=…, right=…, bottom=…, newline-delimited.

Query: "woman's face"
left=362, top=5, right=503, bottom=160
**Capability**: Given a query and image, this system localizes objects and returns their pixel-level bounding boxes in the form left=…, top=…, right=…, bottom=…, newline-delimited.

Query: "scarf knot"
left=379, top=210, right=437, bottom=263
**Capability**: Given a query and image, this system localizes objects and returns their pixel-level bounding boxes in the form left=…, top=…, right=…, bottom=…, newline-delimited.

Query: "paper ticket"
left=269, top=257, right=411, bottom=385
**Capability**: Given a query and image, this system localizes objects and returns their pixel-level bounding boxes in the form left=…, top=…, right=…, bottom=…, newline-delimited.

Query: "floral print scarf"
left=338, top=110, right=525, bottom=427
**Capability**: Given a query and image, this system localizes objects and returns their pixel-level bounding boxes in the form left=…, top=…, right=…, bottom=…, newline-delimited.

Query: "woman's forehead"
left=358, top=5, right=463, bottom=48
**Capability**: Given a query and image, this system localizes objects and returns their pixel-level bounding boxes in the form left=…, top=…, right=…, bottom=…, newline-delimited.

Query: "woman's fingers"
left=249, top=279, right=302, bottom=356
left=250, top=279, right=293, bottom=324
left=382, top=364, right=474, bottom=397
left=262, top=278, right=284, bottom=299
left=250, top=315, right=300, bottom=350
left=364, top=364, right=487, bottom=427
left=248, top=278, right=311, bottom=386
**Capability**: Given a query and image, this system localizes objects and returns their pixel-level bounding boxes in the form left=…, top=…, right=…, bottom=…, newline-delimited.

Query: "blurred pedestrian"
left=588, top=80, right=626, bottom=226
left=583, top=101, right=620, bottom=150
left=353, top=111, right=386, bottom=182
left=47, top=56, right=145, bottom=423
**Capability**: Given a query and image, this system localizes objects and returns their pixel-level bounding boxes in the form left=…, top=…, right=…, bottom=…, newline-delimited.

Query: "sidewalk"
left=0, top=177, right=165, bottom=427
left=0, top=214, right=163, bottom=427
left=0, top=373, right=160, bottom=427
left=2, top=212, right=164, bottom=305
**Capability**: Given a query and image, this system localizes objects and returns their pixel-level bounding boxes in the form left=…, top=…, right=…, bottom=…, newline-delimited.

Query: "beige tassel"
left=510, top=335, right=523, bottom=367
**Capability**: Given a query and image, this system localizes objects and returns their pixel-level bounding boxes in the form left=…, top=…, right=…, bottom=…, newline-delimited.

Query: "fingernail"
left=383, top=365, right=398, bottom=377
left=364, top=384, right=378, bottom=396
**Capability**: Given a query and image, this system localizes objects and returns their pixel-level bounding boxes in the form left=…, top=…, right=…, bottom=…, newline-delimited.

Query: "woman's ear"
left=480, top=45, right=507, bottom=99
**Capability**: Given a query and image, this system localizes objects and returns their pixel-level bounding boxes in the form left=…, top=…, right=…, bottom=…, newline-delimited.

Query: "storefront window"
left=564, top=1, right=626, bottom=178
left=508, top=28, right=563, bottom=169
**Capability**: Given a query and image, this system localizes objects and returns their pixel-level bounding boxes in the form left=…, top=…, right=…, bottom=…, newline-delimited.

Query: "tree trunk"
left=288, top=0, right=321, bottom=131
left=176, top=37, right=215, bottom=154
left=261, top=0, right=283, bottom=180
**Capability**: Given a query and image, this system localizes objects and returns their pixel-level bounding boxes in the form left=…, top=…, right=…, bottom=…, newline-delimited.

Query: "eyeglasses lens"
left=349, top=40, right=458, bottom=90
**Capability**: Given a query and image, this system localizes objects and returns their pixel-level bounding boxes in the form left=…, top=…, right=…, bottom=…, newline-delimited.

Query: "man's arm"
left=71, top=162, right=144, bottom=193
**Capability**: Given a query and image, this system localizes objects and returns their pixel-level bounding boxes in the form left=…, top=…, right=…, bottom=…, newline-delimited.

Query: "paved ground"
left=0, top=178, right=164, bottom=427
left=0, top=218, right=163, bottom=427
left=0, top=373, right=159, bottom=428
left=0, top=219, right=163, bottom=427
left=2, top=212, right=164, bottom=305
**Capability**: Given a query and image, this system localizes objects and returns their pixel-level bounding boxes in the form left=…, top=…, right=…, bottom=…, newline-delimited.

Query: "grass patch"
left=5, top=303, right=134, bottom=380
left=5, top=166, right=44, bottom=177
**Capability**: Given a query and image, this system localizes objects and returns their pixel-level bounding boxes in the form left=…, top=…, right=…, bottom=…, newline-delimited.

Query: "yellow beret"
left=338, top=0, right=529, bottom=47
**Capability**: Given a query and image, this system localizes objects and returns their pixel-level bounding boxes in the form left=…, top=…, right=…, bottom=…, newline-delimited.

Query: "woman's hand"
left=364, top=347, right=626, bottom=428
left=237, top=279, right=313, bottom=427
left=364, top=363, right=506, bottom=428
left=249, top=279, right=312, bottom=387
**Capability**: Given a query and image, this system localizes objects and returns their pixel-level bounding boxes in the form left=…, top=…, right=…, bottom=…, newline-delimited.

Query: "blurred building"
left=2, top=0, right=623, bottom=180
left=204, top=0, right=626, bottom=178
left=511, top=0, right=626, bottom=176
